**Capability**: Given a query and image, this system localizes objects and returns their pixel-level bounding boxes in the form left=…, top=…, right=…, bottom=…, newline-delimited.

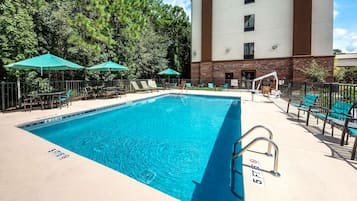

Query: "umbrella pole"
left=17, top=76, right=21, bottom=106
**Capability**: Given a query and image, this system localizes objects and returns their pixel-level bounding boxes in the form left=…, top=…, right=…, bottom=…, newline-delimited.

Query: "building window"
left=244, top=15, right=255, bottom=32
left=225, top=73, right=234, bottom=79
left=244, top=43, right=254, bottom=59
left=245, top=0, right=255, bottom=4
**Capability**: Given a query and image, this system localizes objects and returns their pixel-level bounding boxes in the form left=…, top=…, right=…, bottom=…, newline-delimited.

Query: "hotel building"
left=191, top=0, right=334, bottom=85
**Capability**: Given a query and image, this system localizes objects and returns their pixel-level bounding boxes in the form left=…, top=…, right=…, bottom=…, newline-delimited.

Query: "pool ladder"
left=231, top=125, right=280, bottom=189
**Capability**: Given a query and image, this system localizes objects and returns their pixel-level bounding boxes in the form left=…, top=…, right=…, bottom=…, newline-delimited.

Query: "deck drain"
left=48, top=148, right=70, bottom=160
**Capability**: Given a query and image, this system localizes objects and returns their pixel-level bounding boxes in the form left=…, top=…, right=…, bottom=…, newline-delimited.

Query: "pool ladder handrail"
left=231, top=125, right=280, bottom=179
left=233, top=125, right=273, bottom=156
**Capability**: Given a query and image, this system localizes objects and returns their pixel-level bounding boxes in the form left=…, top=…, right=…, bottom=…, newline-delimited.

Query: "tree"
left=0, top=0, right=38, bottom=65
left=150, top=4, right=191, bottom=77
left=125, top=25, right=168, bottom=79
left=333, top=49, right=343, bottom=55
left=304, top=60, right=327, bottom=82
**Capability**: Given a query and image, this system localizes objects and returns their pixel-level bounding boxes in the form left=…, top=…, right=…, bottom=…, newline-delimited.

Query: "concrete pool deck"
left=0, top=90, right=356, bottom=201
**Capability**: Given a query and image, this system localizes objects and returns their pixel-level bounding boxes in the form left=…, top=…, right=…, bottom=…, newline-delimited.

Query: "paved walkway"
left=0, top=90, right=356, bottom=201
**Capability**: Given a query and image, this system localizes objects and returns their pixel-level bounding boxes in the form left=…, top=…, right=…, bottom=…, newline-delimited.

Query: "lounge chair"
left=150, top=80, right=164, bottom=90
left=286, top=94, right=318, bottom=124
left=340, top=118, right=357, bottom=160
left=57, top=90, right=71, bottom=109
left=310, top=101, right=354, bottom=135
left=130, top=81, right=146, bottom=92
left=140, top=81, right=153, bottom=92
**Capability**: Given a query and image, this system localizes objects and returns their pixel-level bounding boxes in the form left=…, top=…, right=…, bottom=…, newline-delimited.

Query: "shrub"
left=304, top=60, right=327, bottom=82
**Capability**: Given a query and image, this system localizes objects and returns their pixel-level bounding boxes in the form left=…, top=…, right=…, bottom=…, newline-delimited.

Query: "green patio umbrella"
left=158, top=68, right=180, bottom=83
left=5, top=53, right=84, bottom=101
left=87, top=61, right=128, bottom=72
left=5, top=53, right=84, bottom=76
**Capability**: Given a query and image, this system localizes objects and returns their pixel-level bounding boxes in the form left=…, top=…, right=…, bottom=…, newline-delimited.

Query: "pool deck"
left=0, top=90, right=356, bottom=201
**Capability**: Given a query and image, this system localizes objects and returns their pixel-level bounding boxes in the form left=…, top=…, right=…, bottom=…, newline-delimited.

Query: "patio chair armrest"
left=328, top=110, right=352, bottom=118
left=347, top=117, right=357, bottom=122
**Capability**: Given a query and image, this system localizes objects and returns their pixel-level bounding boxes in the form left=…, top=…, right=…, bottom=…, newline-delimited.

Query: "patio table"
left=29, top=91, right=66, bottom=109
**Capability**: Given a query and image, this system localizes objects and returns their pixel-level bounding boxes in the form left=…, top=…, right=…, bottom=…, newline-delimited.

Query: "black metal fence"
left=1, top=79, right=357, bottom=112
left=0, top=79, right=179, bottom=111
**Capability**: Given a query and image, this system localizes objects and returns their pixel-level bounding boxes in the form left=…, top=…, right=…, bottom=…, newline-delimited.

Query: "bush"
left=304, top=59, right=327, bottom=82
left=343, top=67, right=357, bottom=83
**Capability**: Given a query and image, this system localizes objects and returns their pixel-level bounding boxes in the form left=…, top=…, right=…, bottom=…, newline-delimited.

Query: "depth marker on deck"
left=48, top=148, right=70, bottom=160
left=249, top=159, right=265, bottom=186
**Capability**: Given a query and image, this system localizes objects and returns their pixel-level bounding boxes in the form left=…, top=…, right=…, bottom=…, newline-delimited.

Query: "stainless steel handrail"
left=232, top=137, right=280, bottom=178
left=233, top=125, right=273, bottom=156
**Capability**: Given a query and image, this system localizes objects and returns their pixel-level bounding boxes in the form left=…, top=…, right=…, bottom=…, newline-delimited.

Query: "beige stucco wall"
left=311, top=0, right=334, bottom=56
left=191, top=0, right=202, bottom=62
left=212, top=0, right=293, bottom=61
left=191, top=0, right=333, bottom=62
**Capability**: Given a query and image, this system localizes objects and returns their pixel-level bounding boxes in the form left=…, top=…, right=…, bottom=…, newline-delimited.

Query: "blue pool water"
left=24, top=94, right=244, bottom=201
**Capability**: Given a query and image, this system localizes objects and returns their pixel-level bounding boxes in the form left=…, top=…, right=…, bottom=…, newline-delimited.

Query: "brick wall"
left=191, top=56, right=334, bottom=84
left=292, top=56, right=334, bottom=82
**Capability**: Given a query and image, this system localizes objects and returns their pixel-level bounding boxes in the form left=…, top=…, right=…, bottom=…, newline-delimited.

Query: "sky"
left=334, top=0, right=357, bottom=53
left=163, top=0, right=357, bottom=53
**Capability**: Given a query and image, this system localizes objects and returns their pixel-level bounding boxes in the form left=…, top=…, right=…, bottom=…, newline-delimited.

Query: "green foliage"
left=304, top=60, right=327, bottom=82
left=25, top=71, right=53, bottom=93
left=334, top=66, right=345, bottom=82
left=1, top=0, right=191, bottom=81
left=343, top=67, right=357, bottom=83
left=0, top=0, right=38, bottom=65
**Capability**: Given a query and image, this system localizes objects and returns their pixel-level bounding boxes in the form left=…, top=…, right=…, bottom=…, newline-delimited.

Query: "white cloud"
left=162, top=0, right=192, bottom=19
left=334, top=10, right=339, bottom=19
left=334, top=28, right=347, bottom=37
left=333, top=28, right=357, bottom=53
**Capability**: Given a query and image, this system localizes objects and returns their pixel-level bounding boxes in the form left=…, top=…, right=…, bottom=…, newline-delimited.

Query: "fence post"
left=1, top=81, right=5, bottom=111
left=328, top=83, right=333, bottom=109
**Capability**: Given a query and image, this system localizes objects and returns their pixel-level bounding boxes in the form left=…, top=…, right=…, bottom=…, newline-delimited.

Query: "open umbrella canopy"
left=87, top=61, right=128, bottom=71
left=5, top=53, right=84, bottom=72
left=158, top=68, right=180, bottom=75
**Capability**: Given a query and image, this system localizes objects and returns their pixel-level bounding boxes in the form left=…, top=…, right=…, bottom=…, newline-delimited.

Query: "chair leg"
left=306, top=111, right=310, bottom=126
left=340, top=128, right=347, bottom=146
left=346, top=134, right=349, bottom=145
left=287, top=103, right=290, bottom=113
left=351, top=137, right=357, bottom=160
left=322, top=120, right=327, bottom=135
left=331, top=125, right=334, bottom=137
left=297, top=110, right=300, bottom=120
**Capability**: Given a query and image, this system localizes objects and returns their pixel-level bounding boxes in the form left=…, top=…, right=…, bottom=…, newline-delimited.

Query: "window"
left=244, top=43, right=254, bottom=59
left=225, top=73, right=234, bottom=79
left=244, top=14, right=255, bottom=32
left=245, top=0, right=255, bottom=4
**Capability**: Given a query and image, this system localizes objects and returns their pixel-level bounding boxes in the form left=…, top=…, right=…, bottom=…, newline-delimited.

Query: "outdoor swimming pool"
left=24, top=94, right=244, bottom=201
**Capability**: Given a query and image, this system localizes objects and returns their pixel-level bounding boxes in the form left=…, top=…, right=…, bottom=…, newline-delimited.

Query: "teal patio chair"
left=310, top=101, right=354, bottom=135
left=208, top=83, right=214, bottom=89
left=224, top=83, right=229, bottom=89
left=340, top=118, right=357, bottom=160
left=57, top=90, right=71, bottom=109
left=287, top=94, right=318, bottom=124
left=185, top=83, right=192, bottom=88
